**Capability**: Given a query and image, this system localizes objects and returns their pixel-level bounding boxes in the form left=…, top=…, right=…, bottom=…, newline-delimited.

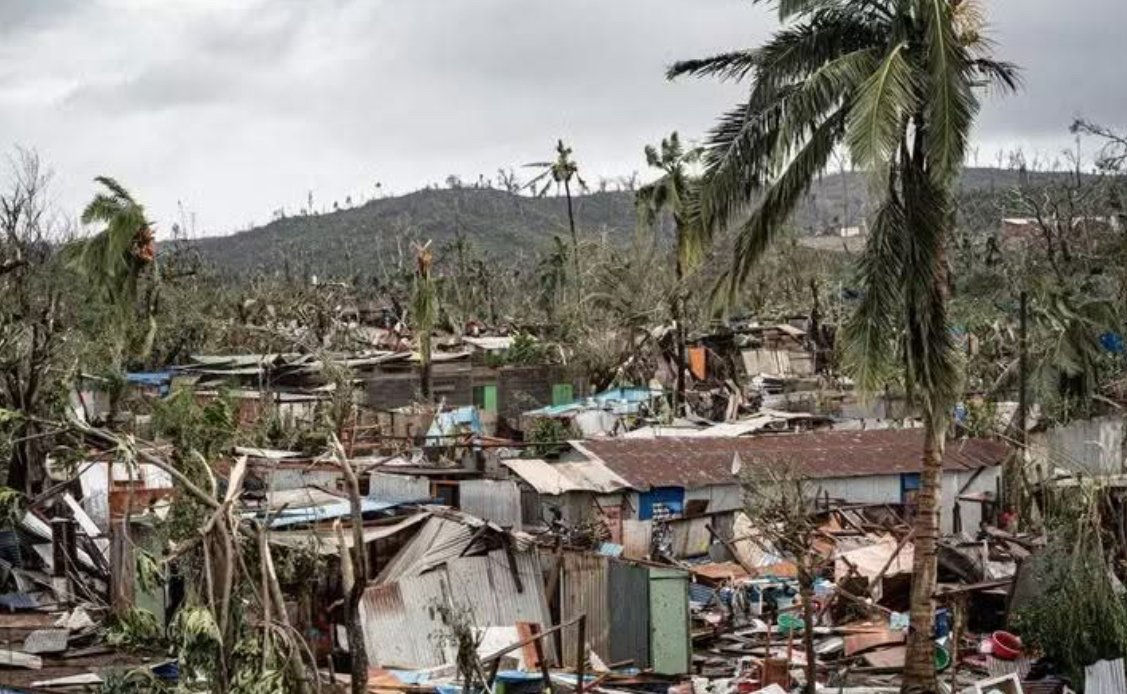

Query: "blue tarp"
left=524, top=386, right=664, bottom=418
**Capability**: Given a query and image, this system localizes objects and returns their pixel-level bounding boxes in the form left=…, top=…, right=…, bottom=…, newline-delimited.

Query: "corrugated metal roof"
left=579, top=430, right=1009, bottom=490
left=362, top=549, right=553, bottom=669
left=376, top=516, right=478, bottom=583
left=503, top=459, right=631, bottom=494
left=460, top=480, right=522, bottom=529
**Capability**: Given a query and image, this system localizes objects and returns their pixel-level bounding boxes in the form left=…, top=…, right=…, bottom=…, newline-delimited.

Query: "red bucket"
left=990, top=631, right=1023, bottom=660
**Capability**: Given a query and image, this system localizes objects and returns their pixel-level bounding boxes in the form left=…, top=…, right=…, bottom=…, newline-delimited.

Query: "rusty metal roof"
left=579, top=429, right=1009, bottom=490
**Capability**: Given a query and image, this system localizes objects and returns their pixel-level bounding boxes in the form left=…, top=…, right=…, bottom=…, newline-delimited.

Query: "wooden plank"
left=31, top=673, right=104, bottom=687
left=0, top=649, right=43, bottom=669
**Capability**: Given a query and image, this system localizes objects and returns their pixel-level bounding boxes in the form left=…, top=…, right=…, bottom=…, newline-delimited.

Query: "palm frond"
left=971, top=58, right=1022, bottom=93
left=723, top=107, right=848, bottom=295
left=667, top=50, right=759, bottom=82
left=842, top=184, right=907, bottom=393
left=918, top=0, right=978, bottom=184
left=845, top=42, right=918, bottom=173
left=774, top=0, right=840, bottom=21
left=900, top=167, right=960, bottom=414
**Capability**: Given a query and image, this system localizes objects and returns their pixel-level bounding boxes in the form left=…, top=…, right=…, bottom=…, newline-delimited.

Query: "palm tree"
left=636, top=132, right=709, bottom=416
left=669, top=2, right=1017, bottom=690
left=527, top=140, right=586, bottom=302
left=74, top=177, right=158, bottom=361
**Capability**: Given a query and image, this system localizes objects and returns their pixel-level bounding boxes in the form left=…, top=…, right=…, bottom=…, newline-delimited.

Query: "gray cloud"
left=0, top=0, right=1121, bottom=237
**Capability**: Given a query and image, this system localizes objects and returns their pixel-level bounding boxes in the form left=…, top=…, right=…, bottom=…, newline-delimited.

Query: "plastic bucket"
left=990, top=631, right=1022, bottom=660
left=934, top=646, right=951, bottom=671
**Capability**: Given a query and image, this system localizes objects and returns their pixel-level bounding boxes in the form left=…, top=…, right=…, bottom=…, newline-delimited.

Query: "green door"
left=551, top=383, right=574, bottom=406
left=474, top=384, right=498, bottom=413
left=648, top=568, right=690, bottom=675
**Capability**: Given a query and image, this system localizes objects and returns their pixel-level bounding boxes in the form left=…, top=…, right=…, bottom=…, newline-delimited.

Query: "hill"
left=187, top=168, right=1070, bottom=279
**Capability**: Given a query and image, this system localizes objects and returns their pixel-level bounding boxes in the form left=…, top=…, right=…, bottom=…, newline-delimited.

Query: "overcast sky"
left=1, top=0, right=1123, bottom=238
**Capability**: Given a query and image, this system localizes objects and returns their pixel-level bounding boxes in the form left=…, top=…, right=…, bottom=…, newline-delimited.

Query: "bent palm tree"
left=670, top=2, right=1017, bottom=691
left=73, top=177, right=158, bottom=360
left=636, top=132, right=709, bottom=415
left=527, top=140, right=586, bottom=302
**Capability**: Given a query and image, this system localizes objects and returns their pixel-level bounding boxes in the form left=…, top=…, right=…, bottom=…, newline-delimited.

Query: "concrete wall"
left=363, top=363, right=580, bottom=430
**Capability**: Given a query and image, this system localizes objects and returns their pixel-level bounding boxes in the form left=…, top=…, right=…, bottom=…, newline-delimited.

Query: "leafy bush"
left=1012, top=488, right=1127, bottom=684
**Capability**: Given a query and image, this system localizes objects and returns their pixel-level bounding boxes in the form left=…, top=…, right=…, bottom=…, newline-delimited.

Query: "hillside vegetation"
left=189, top=168, right=1066, bottom=279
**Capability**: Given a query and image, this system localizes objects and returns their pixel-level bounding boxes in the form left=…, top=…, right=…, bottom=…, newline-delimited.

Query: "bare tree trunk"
left=672, top=253, right=687, bottom=418
left=564, top=179, right=580, bottom=303
left=798, top=566, right=817, bottom=694
left=339, top=450, right=370, bottom=694
left=901, top=413, right=945, bottom=693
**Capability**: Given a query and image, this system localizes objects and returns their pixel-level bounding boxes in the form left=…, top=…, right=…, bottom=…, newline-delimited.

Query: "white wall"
left=812, top=467, right=1002, bottom=535
left=1029, top=415, right=1126, bottom=476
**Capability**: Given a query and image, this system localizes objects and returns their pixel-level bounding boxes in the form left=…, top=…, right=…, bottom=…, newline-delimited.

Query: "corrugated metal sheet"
left=369, top=472, right=431, bottom=504
left=621, top=520, right=652, bottom=560
left=684, top=485, right=742, bottom=513
left=377, top=516, right=476, bottom=582
left=1085, top=659, right=1126, bottom=694
left=1032, top=415, right=1126, bottom=476
left=268, top=512, right=429, bottom=554
left=668, top=517, right=713, bottom=558
left=446, top=549, right=554, bottom=661
left=579, top=430, right=1009, bottom=490
left=266, top=468, right=340, bottom=492
left=503, top=459, right=631, bottom=494
left=560, top=552, right=609, bottom=666
left=360, top=571, right=450, bottom=668
left=460, top=479, right=522, bottom=529
left=608, top=559, right=649, bottom=668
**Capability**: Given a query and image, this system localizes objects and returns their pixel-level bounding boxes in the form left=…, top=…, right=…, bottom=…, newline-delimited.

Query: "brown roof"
left=579, top=429, right=1010, bottom=490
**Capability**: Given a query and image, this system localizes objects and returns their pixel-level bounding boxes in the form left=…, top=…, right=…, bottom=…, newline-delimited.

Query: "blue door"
left=900, top=473, right=921, bottom=506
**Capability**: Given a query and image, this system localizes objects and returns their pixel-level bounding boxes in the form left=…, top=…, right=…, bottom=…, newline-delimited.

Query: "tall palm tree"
left=636, top=132, right=709, bottom=416
left=527, top=140, right=586, bottom=302
left=669, top=2, right=1017, bottom=690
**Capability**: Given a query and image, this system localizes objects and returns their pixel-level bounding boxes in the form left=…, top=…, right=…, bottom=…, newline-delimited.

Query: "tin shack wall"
left=459, top=479, right=523, bottom=529
left=608, top=559, right=650, bottom=668
left=559, top=552, right=610, bottom=666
